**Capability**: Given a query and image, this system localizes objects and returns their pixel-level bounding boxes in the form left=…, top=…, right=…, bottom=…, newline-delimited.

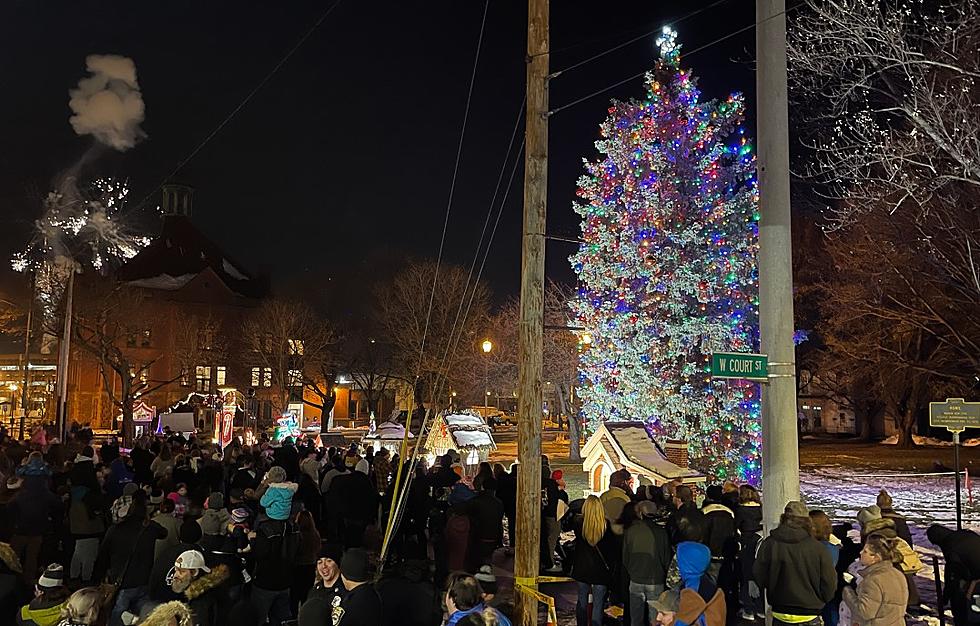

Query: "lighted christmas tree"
left=570, top=28, right=761, bottom=482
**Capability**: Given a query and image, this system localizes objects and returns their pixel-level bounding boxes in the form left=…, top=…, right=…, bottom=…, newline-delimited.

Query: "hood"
left=139, top=600, right=194, bottom=626
left=677, top=587, right=725, bottom=626
left=770, top=523, right=811, bottom=544
left=267, top=481, right=299, bottom=493
left=677, top=541, right=711, bottom=590
left=0, top=542, right=22, bottom=574
left=863, top=517, right=896, bottom=538
left=927, top=524, right=953, bottom=547
left=184, top=563, right=231, bottom=600
left=702, top=503, right=733, bottom=517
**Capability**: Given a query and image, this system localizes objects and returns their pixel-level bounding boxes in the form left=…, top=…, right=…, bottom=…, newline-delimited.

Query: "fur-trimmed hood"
left=183, top=563, right=231, bottom=601
left=0, top=541, right=22, bottom=574
left=138, top=601, right=193, bottom=626
left=702, top=503, right=734, bottom=517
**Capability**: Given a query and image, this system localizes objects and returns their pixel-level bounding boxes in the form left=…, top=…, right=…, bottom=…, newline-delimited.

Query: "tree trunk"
left=558, top=384, right=582, bottom=462
left=858, top=408, right=872, bottom=441
left=121, top=378, right=134, bottom=447
left=319, top=395, right=336, bottom=434
left=896, top=408, right=917, bottom=449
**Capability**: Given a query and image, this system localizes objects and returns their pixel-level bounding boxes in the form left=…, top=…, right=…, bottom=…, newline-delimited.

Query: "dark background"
left=0, top=0, right=755, bottom=313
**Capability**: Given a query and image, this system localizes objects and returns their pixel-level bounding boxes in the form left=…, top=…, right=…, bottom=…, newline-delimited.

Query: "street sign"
left=929, top=398, right=980, bottom=432
left=711, top=352, right=769, bottom=382
left=928, top=397, right=979, bottom=532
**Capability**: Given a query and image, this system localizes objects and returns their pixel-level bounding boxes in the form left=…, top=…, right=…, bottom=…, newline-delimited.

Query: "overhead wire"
left=547, top=0, right=732, bottom=78
left=548, top=2, right=804, bottom=118
left=379, top=0, right=491, bottom=566
left=128, top=0, right=345, bottom=214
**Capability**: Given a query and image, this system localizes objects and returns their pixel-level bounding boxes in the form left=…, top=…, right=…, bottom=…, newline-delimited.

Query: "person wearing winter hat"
left=754, top=502, right=835, bottom=626
left=875, top=490, right=914, bottom=547
left=168, top=550, right=230, bottom=626
left=17, top=563, right=69, bottom=626
left=148, top=520, right=203, bottom=606
left=251, top=483, right=302, bottom=626
left=337, top=548, right=382, bottom=626
left=474, top=565, right=497, bottom=605
left=298, top=544, right=346, bottom=626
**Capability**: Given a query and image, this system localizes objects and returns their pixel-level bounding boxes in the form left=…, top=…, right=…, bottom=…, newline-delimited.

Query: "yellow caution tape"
left=537, top=576, right=574, bottom=584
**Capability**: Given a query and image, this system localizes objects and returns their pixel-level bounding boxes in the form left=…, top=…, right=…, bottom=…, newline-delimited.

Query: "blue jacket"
left=677, top=541, right=714, bottom=626
left=447, top=604, right=512, bottom=626
left=260, top=482, right=298, bottom=521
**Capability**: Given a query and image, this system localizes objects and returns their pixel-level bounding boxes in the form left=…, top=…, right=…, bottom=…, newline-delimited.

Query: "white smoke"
left=68, top=54, right=146, bottom=151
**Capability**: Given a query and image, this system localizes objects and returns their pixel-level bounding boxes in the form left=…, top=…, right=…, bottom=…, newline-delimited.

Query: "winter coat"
left=375, top=566, right=439, bottom=626
left=338, top=582, right=383, bottom=626
left=862, top=519, right=922, bottom=574
left=753, top=521, right=837, bottom=616
left=8, top=479, right=62, bottom=537
left=701, top=502, right=737, bottom=559
left=622, top=518, right=672, bottom=585
left=735, top=502, right=763, bottom=537
left=259, top=482, right=297, bottom=521
left=878, top=509, right=913, bottom=547
left=68, top=487, right=105, bottom=538
left=842, top=560, right=908, bottom=626
left=15, top=590, right=70, bottom=626
left=927, top=525, right=980, bottom=626
left=328, top=472, right=379, bottom=523
left=104, top=458, right=134, bottom=501
left=152, top=513, right=181, bottom=561
left=675, top=541, right=725, bottom=626
left=571, top=520, right=617, bottom=586
left=446, top=604, right=512, bottom=626
left=464, top=491, right=504, bottom=545
left=149, top=541, right=202, bottom=603
left=251, top=518, right=300, bottom=591
left=599, top=487, right=631, bottom=525
left=96, top=518, right=168, bottom=589
left=0, top=542, right=29, bottom=624
left=183, top=563, right=232, bottom=626
left=669, top=502, right=705, bottom=545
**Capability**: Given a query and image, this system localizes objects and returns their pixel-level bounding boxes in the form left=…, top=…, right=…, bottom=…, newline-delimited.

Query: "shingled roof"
left=117, top=215, right=266, bottom=298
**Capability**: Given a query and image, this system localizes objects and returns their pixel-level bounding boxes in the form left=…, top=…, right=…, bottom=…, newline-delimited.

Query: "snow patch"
left=453, top=430, right=494, bottom=448
left=222, top=259, right=248, bottom=280
left=881, top=434, right=980, bottom=447
left=128, top=273, right=195, bottom=290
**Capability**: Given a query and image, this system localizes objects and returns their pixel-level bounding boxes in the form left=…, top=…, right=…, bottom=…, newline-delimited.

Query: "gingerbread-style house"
left=582, top=421, right=705, bottom=494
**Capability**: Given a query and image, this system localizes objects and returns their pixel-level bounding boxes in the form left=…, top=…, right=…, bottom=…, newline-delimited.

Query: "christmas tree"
left=570, top=28, right=761, bottom=482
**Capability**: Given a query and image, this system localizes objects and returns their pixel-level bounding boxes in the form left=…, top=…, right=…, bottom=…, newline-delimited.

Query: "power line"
left=413, top=0, right=490, bottom=378
left=548, top=2, right=804, bottom=117
left=547, top=0, right=732, bottom=78
left=129, top=0, right=344, bottom=214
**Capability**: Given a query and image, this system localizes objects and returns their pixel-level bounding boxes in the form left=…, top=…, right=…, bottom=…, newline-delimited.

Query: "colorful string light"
left=570, top=29, right=761, bottom=483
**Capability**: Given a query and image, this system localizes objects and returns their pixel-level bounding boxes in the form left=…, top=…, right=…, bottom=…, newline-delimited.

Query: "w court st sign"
left=711, top=352, right=769, bottom=382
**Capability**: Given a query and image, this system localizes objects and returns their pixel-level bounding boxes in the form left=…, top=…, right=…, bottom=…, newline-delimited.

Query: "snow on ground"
left=801, top=466, right=978, bottom=626
left=880, top=434, right=980, bottom=447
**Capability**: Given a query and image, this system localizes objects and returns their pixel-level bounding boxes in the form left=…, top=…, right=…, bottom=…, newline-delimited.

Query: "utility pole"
left=756, top=0, right=800, bottom=529
left=55, top=270, right=75, bottom=443
left=515, top=0, right=547, bottom=624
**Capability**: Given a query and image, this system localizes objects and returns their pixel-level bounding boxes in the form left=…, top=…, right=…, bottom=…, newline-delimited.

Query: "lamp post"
left=482, top=339, right=492, bottom=414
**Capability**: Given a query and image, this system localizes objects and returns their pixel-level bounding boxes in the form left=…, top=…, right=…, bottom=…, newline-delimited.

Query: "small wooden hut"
left=423, top=412, right=496, bottom=470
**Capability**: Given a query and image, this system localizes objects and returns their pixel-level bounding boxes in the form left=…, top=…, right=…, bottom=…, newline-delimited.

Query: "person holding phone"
left=842, top=535, right=908, bottom=626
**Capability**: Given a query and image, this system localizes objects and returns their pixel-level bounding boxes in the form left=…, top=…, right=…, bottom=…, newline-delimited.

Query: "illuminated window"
left=141, top=329, right=152, bottom=347
left=288, top=339, right=304, bottom=355
left=216, top=366, right=226, bottom=386
left=288, top=369, right=303, bottom=388
left=195, top=366, right=211, bottom=392
left=251, top=367, right=272, bottom=387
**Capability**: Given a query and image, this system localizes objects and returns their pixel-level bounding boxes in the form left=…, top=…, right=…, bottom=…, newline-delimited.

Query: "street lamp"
left=481, top=339, right=492, bottom=414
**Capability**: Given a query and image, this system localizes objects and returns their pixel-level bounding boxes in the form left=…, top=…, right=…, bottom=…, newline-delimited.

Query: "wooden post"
left=932, top=555, right=945, bottom=626
left=515, top=1, right=548, bottom=625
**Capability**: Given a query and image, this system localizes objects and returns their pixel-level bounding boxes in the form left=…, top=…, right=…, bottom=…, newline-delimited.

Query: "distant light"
left=482, top=339, right=493, bottom=353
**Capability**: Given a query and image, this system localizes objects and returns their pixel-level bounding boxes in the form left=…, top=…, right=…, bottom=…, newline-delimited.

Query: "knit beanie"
left=38, top=563, right=64, bottom=589
left=207, top=492, right=224, bottom=510
left=876, top=489, right=893, bottom=510
left=857, top=505, right=882, bottom=526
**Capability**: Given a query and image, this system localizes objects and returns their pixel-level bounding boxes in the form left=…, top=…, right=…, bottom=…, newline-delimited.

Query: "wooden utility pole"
left=515, top=0, right=548, bottom=625
left=756, top=0, right=800, bottom=530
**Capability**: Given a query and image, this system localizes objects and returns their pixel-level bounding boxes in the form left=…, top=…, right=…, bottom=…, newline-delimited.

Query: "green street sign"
left=929, top=398, right=980, bottom=433
left=711, top=352, right=768, bottom=382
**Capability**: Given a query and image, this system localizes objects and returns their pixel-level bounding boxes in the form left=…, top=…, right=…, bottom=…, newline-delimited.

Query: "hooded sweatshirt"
left=259, top=482, right=298, bottom=521
left=676, top=541, right=724, bottom=626
left=754, top=521, right=837, bottom=617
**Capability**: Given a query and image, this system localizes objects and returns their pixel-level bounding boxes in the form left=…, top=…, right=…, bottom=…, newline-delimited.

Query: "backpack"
left=894, top=538, right=922, bottom=574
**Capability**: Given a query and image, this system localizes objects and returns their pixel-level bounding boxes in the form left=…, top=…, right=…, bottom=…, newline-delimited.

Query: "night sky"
left=0, top=0, right=755, bottom=312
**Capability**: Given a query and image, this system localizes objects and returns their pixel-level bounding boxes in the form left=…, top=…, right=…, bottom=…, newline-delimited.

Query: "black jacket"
left=183, top=564, right=232, bottom=626
left=571, top=521, right=617, bottom=586
left=376, top=567, right=439, bottom=626
left=97, top=517, right=168, bottom=589
left=299, top=579, right=346, bottom=626
left=338, top=582, right=382, bottom=626
left=753, top=522, right=837, bottom=615
left=622, top=518, right=672, bottom=585
left=701, top=502, right=737, bottom=559
left=251, top=518, right=300, bottom=591
left=928, top=524, right=980, bottom=623
left=464, top=492, right=504, bottom=544
left=329, top=473, right=379, bottom=523
left=735, top=502, right=763, bottom=537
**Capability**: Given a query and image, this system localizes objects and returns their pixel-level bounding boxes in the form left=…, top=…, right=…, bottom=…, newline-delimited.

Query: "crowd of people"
left=0, top=425, right=975, bottom=626
left=0, top=427, right=515, bottom=626
left=567, top=468, right=980, bottom=626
